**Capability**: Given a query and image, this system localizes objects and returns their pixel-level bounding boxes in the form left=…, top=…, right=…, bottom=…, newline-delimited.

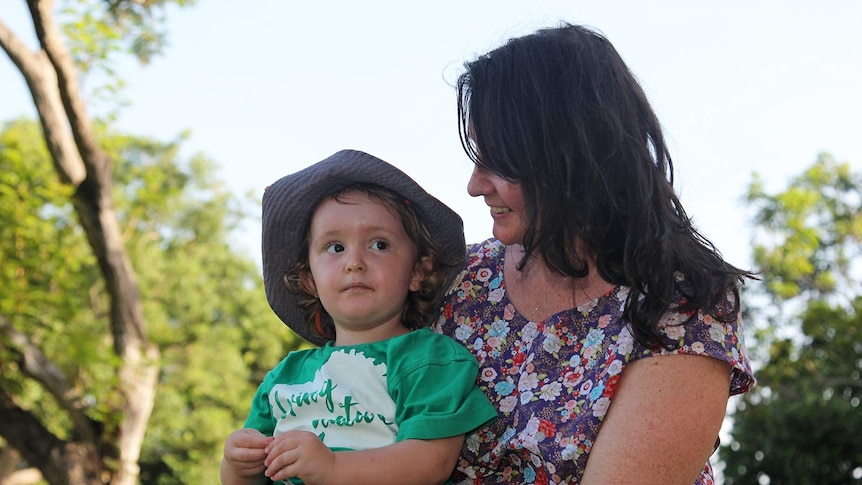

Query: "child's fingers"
left=227, top=428, right=274, bottom=450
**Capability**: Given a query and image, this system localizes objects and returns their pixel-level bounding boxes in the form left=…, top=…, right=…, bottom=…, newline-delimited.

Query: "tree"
left=0, top=2, right=303, bottom=484
left=0, top=0, right=179, bottom=481
left=721, top=153, right=862, bottom=484
left=0, top=118, right=301, bottom=484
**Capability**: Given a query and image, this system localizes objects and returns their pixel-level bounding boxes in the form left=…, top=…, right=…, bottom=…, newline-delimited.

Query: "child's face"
left=303, top=191, right=425, bottom=340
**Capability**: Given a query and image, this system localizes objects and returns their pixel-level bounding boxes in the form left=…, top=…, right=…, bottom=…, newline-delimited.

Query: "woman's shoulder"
left=465, top=237, right=505, bottom=268
left=467, top=237, right=503, bottom=255
left=648, top=285, right=756, bottom=395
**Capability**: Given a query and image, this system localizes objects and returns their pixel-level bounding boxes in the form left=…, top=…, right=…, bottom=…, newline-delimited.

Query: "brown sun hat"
left=261, top=149, right=466, bottom=346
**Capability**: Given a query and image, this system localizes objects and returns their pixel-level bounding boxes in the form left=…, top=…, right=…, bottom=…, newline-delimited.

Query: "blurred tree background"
left=721, top=154, right=862, bottom=484
left=1, top=1, right=860, bottom=485
left=0, top=1, right=303, bottom=484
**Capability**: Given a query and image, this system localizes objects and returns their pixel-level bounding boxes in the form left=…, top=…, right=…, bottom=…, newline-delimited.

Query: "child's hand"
left=264, top=430, right=335, bottom=484
left=222, top=428, right=273, bottom=479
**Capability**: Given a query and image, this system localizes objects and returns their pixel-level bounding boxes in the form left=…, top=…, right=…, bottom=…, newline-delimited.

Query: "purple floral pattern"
left=432, top=239, right=755, bottom=485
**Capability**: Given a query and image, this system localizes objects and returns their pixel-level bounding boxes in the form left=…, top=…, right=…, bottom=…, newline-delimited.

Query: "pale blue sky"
left=3, top=1, right=861, bottom=269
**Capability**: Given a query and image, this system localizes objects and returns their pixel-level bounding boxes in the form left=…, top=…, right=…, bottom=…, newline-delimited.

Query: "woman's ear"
left=409, top=256, right=432, bottom=292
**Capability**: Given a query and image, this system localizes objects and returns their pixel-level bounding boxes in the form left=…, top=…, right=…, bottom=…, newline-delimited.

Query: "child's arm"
left=221, top=428, right=273, bottom=485
left=264, top=430, right=463, bottom=485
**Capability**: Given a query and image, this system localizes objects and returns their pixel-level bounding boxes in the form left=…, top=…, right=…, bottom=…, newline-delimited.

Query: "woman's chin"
left=491, top=231, right=523, bottom=246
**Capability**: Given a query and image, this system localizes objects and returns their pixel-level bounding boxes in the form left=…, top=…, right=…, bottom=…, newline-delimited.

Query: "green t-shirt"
left=244, top=328, right=496, bottom=476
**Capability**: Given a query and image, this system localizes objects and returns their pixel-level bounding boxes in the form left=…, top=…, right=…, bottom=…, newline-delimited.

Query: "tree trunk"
left=0, top=447, right=42, bottom=485
left=0, top=2, right=160, bottom=483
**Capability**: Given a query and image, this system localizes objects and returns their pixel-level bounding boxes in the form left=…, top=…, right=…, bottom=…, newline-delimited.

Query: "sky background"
left=2, top=0, right=861, bottom=271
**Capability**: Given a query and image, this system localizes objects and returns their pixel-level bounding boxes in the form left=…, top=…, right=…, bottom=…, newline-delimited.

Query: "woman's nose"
left=467, top=166, right=489, bottom=197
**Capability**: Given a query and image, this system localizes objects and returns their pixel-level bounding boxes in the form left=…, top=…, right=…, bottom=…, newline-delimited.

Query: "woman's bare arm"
left=581, top=354, right=732, bottom=485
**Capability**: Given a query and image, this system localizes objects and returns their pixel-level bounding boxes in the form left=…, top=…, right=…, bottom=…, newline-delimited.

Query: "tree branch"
left=26, top=0, right=149, bottom=356
left=823, top=376, right=862, bottom=390
left=6, top=5, right=161, bottom=484
left=0, top=388, right=103, bottom=485
left=0, top=16, right=86, bottom=186
left=28, top=0, right=111, bottom=185
left=0, top=315, right=97, bottom=443
left=0, top=388, right=67, bottom=484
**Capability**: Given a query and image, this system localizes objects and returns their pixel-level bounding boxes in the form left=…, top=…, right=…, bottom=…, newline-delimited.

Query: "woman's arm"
left=581, top=354, right=732, bottom=485
left=264, top=431, right=464, bottom=485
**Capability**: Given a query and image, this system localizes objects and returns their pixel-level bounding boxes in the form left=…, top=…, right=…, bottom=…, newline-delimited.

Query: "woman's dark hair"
left=283, top=184, right=453, bottom=342
left=457, top=23, right=756, bottom=347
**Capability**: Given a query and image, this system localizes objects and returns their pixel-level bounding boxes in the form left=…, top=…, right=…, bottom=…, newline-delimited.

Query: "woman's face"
left=467, top=166, right=528, bottom=245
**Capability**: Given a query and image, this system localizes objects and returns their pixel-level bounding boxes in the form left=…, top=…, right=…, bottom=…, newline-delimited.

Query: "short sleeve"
left=243, top=369, right=277, bottom=435
left=651, top=288, right=756, bottom=395
left=387, top=332, right=497, bottom=441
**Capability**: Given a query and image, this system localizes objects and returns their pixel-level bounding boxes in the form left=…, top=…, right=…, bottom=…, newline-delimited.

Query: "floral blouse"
left=432, top=239, right=755, bottom=485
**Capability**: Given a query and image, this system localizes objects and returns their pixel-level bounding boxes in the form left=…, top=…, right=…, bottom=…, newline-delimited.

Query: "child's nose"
left=344, top=252, right=365, bottom=272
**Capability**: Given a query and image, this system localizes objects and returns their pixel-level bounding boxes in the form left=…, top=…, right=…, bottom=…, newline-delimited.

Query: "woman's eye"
left=325, top=243, right=344, bottom=254
left=371, top=240, right=389, bottom=251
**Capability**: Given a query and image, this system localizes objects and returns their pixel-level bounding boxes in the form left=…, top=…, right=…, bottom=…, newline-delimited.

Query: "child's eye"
left=325, top=243, right=345, bottom=253
left=371, top=240, right=389, bottom=251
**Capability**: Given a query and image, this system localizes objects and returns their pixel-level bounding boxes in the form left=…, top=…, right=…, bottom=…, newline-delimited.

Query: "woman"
left=431, top=23, right=756, bottom=484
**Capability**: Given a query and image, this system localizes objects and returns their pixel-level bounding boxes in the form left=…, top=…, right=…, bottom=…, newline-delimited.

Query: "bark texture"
left=0, top=2, right=159, bottom=484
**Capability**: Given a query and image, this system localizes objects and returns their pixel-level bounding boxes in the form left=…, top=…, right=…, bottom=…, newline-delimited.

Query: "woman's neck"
left=503, top=244, right=614, bottom=322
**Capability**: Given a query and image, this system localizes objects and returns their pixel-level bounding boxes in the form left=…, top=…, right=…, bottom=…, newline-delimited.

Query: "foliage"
left=747, top=154, right=861, bottom=302
left=1, top=1, right=307, bottom=483
left=0, top=119, right=304, bottom=484
left=722, top=153, right=862, bottom=484
left=58, top=0, right=195, bottom=121
left=63, top=0, right=196, bottom=69
left=0, top=119, right=100, bottom=441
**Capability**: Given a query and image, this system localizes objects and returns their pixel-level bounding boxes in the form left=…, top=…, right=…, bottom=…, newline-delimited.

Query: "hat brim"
left=262, top=149, right=466, bottom=346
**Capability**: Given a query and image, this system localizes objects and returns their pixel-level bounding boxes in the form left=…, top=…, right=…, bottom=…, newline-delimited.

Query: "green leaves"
left=0, top=117, right=302, bottom=483
left=746, top=153, right=862, bottom=301
left=723, top=153, right=862, bottom=484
